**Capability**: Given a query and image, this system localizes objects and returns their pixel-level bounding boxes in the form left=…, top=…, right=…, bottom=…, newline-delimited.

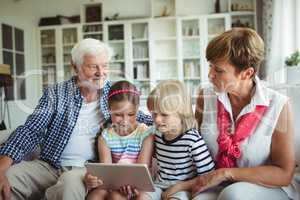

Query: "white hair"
left=71, top=38, right=113, bottom=67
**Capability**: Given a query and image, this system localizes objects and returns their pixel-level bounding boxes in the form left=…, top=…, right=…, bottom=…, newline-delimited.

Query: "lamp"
left=0, top=64, right=12, bottom=87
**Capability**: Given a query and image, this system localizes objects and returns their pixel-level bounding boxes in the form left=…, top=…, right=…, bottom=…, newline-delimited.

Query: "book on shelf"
left=184, top=61, right=200, bottom=78
left=134, top=63, right=148, bottom=79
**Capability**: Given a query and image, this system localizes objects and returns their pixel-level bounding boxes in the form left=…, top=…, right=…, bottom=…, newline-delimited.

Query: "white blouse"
left=200, top=76, right=299, bottom=199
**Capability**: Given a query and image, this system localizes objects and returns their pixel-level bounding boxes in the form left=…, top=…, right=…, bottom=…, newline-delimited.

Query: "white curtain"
left=265, top=0, right=300, bottom=84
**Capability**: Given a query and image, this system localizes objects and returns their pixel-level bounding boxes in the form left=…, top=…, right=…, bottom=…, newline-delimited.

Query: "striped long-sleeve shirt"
left=154, top=128, right=215, bottom=184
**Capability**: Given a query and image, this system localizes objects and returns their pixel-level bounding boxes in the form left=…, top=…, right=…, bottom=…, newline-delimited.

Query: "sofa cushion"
left=0, top=129, right=11, bottom=145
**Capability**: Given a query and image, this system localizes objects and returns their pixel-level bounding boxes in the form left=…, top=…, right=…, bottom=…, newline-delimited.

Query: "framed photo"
left=85, top=3, right=102, bottom=22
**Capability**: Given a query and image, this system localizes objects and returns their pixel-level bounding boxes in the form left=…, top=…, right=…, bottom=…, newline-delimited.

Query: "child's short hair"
left=147, top=80, right=196, bottom=132
left=108, top=81, right=140, bottom=108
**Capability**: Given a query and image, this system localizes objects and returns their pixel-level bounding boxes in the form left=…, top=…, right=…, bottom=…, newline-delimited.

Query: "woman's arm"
left=137, top=135, right=154, bottom=166
left=226, top=101, right=295, bottom=186
left=98, top=136, right=112, bottom=163
left=191, top=101, right=295, bottom=196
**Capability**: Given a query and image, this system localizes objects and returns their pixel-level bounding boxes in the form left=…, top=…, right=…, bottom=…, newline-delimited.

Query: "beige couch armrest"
left=0, top=129, right=12, bottom=145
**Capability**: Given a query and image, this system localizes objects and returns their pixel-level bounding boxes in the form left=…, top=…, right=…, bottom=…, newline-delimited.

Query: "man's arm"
left=136, top=111, right=153, bottom=126
left=0, top=87, right=55, bottom=163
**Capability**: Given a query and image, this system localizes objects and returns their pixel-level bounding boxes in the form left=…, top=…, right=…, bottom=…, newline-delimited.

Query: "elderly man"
left=0, top=38, right=152, bottom=200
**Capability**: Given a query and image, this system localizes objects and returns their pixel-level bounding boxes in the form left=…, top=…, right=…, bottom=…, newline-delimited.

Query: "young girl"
left=145, top=80, right=215, bottom=200
left=85, top=80, right=154, bottom=200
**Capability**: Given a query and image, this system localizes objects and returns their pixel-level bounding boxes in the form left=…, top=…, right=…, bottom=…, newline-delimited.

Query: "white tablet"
left=85, top=163, right=155, bottom=192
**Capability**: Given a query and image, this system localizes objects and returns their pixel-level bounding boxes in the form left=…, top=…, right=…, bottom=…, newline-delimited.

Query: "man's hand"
left=84, top=173, right=103, bottom=190
left=0, top=172, right=11, bottom=200
left=0, top=156, right=13, bottom=200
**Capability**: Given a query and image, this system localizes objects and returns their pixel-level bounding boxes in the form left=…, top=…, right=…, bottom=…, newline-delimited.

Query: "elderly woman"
left=162, top=28, right=299, bottom=200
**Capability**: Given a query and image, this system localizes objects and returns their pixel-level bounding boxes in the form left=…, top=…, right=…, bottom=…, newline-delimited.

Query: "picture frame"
left=85, top=3, right=102, bottom=23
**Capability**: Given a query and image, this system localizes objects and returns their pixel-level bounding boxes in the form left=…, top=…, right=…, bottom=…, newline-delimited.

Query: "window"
left=1, top=23, right=26, bottom=100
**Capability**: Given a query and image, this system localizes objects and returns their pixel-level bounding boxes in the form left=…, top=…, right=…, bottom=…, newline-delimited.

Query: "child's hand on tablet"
left=119, top=185, right=139, bottom=199
left=84, top=172, right=103, bottom=190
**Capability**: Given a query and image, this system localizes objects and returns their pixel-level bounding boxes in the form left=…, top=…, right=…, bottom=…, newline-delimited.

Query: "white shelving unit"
left=82, top=22, right=103, bottom=41
left=228, top=0, right=257, bottom=29
left=177, top=17, right=202, bottom=100
left=130, top=20, right=151, bottom=99
left=36, top=0, right=257, bottom=102
left=38, top=25, right=80, bottom=89
left=150, top=17, right=178, bottom=83
left=39, top=28, right=57, bottom=89
left=103, top=21, right=127, bottom=81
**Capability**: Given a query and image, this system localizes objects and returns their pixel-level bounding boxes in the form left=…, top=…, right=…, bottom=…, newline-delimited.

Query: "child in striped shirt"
left=145, top=80, right=215, bottom=200
left=85, top=80, right=154, bottom=200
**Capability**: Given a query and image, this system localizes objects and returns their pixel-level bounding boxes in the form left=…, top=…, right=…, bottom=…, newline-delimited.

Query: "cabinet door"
left=105, top=23, right=126, bottom=81
left=150, top=18, right=178, bottom=83
left=61, top=27, right=78, bottom=81
left=229, top=0, right=257, bottom=29
left=40, top=29, right=57, bottom=89
left=82, top=23, right=103, bottom=41
left=179, top=18, right=202, bottom=102
left=201, top=14, right=230, bottom=82
left=130, top=21, right=151, bottom=99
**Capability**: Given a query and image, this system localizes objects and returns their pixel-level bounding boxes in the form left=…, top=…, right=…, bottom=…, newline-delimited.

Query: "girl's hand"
left=119, top=185, right=139, bottom=199
left=84, top=172, right=103, bottom=190
left=191, top=169, right=229, bottom=198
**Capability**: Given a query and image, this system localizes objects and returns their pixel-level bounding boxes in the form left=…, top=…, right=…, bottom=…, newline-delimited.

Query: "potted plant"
left=285, top=51, right=300, bottom=84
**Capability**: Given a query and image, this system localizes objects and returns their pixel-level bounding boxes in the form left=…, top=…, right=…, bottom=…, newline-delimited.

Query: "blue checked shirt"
left=0, top=77, right=153, bottom=169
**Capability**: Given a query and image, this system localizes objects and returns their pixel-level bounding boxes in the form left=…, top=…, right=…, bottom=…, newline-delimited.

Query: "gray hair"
left=71, top=38, right=113, bottom=68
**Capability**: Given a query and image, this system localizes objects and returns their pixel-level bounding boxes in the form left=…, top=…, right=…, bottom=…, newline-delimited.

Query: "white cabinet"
left=37, top=0, right=256, bottom=97
left=82, top=22, right=103, bottom=41
left=39, top=28, right=57, bottom=88
left=104, top=21, right=127, bottom=81
left=228, top=0, right=257, bottom=29
left=202, top=14, right=231, bottom=83
left=38, top=25, right=80, bottom=88
left=150, top=17, right=178, bottom=82
left=178, top=17, right=202, bottom=100
left=177, top=14, right=231, bottom=100
left=130, top=20, right=151, bottom=98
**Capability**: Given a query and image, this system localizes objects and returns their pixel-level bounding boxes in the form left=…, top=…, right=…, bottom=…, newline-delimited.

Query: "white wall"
left=102, top=0, right=151, bottom=19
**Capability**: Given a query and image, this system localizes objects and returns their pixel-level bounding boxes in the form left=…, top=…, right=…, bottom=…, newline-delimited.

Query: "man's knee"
left=45, top=168, right=86, bottom=200
left=6, top=160, right=55, bottom=200
left=59, top=168, right=86, bottom=190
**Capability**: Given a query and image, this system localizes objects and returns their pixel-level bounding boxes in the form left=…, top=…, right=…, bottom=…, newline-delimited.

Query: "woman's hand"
left=191, top=169, right=229, bottom=198
left=162, top=181, right=188, bottom=200
left=84, top=172, right=103, bottom=190
left=119, top=185, right=139, bottom=199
